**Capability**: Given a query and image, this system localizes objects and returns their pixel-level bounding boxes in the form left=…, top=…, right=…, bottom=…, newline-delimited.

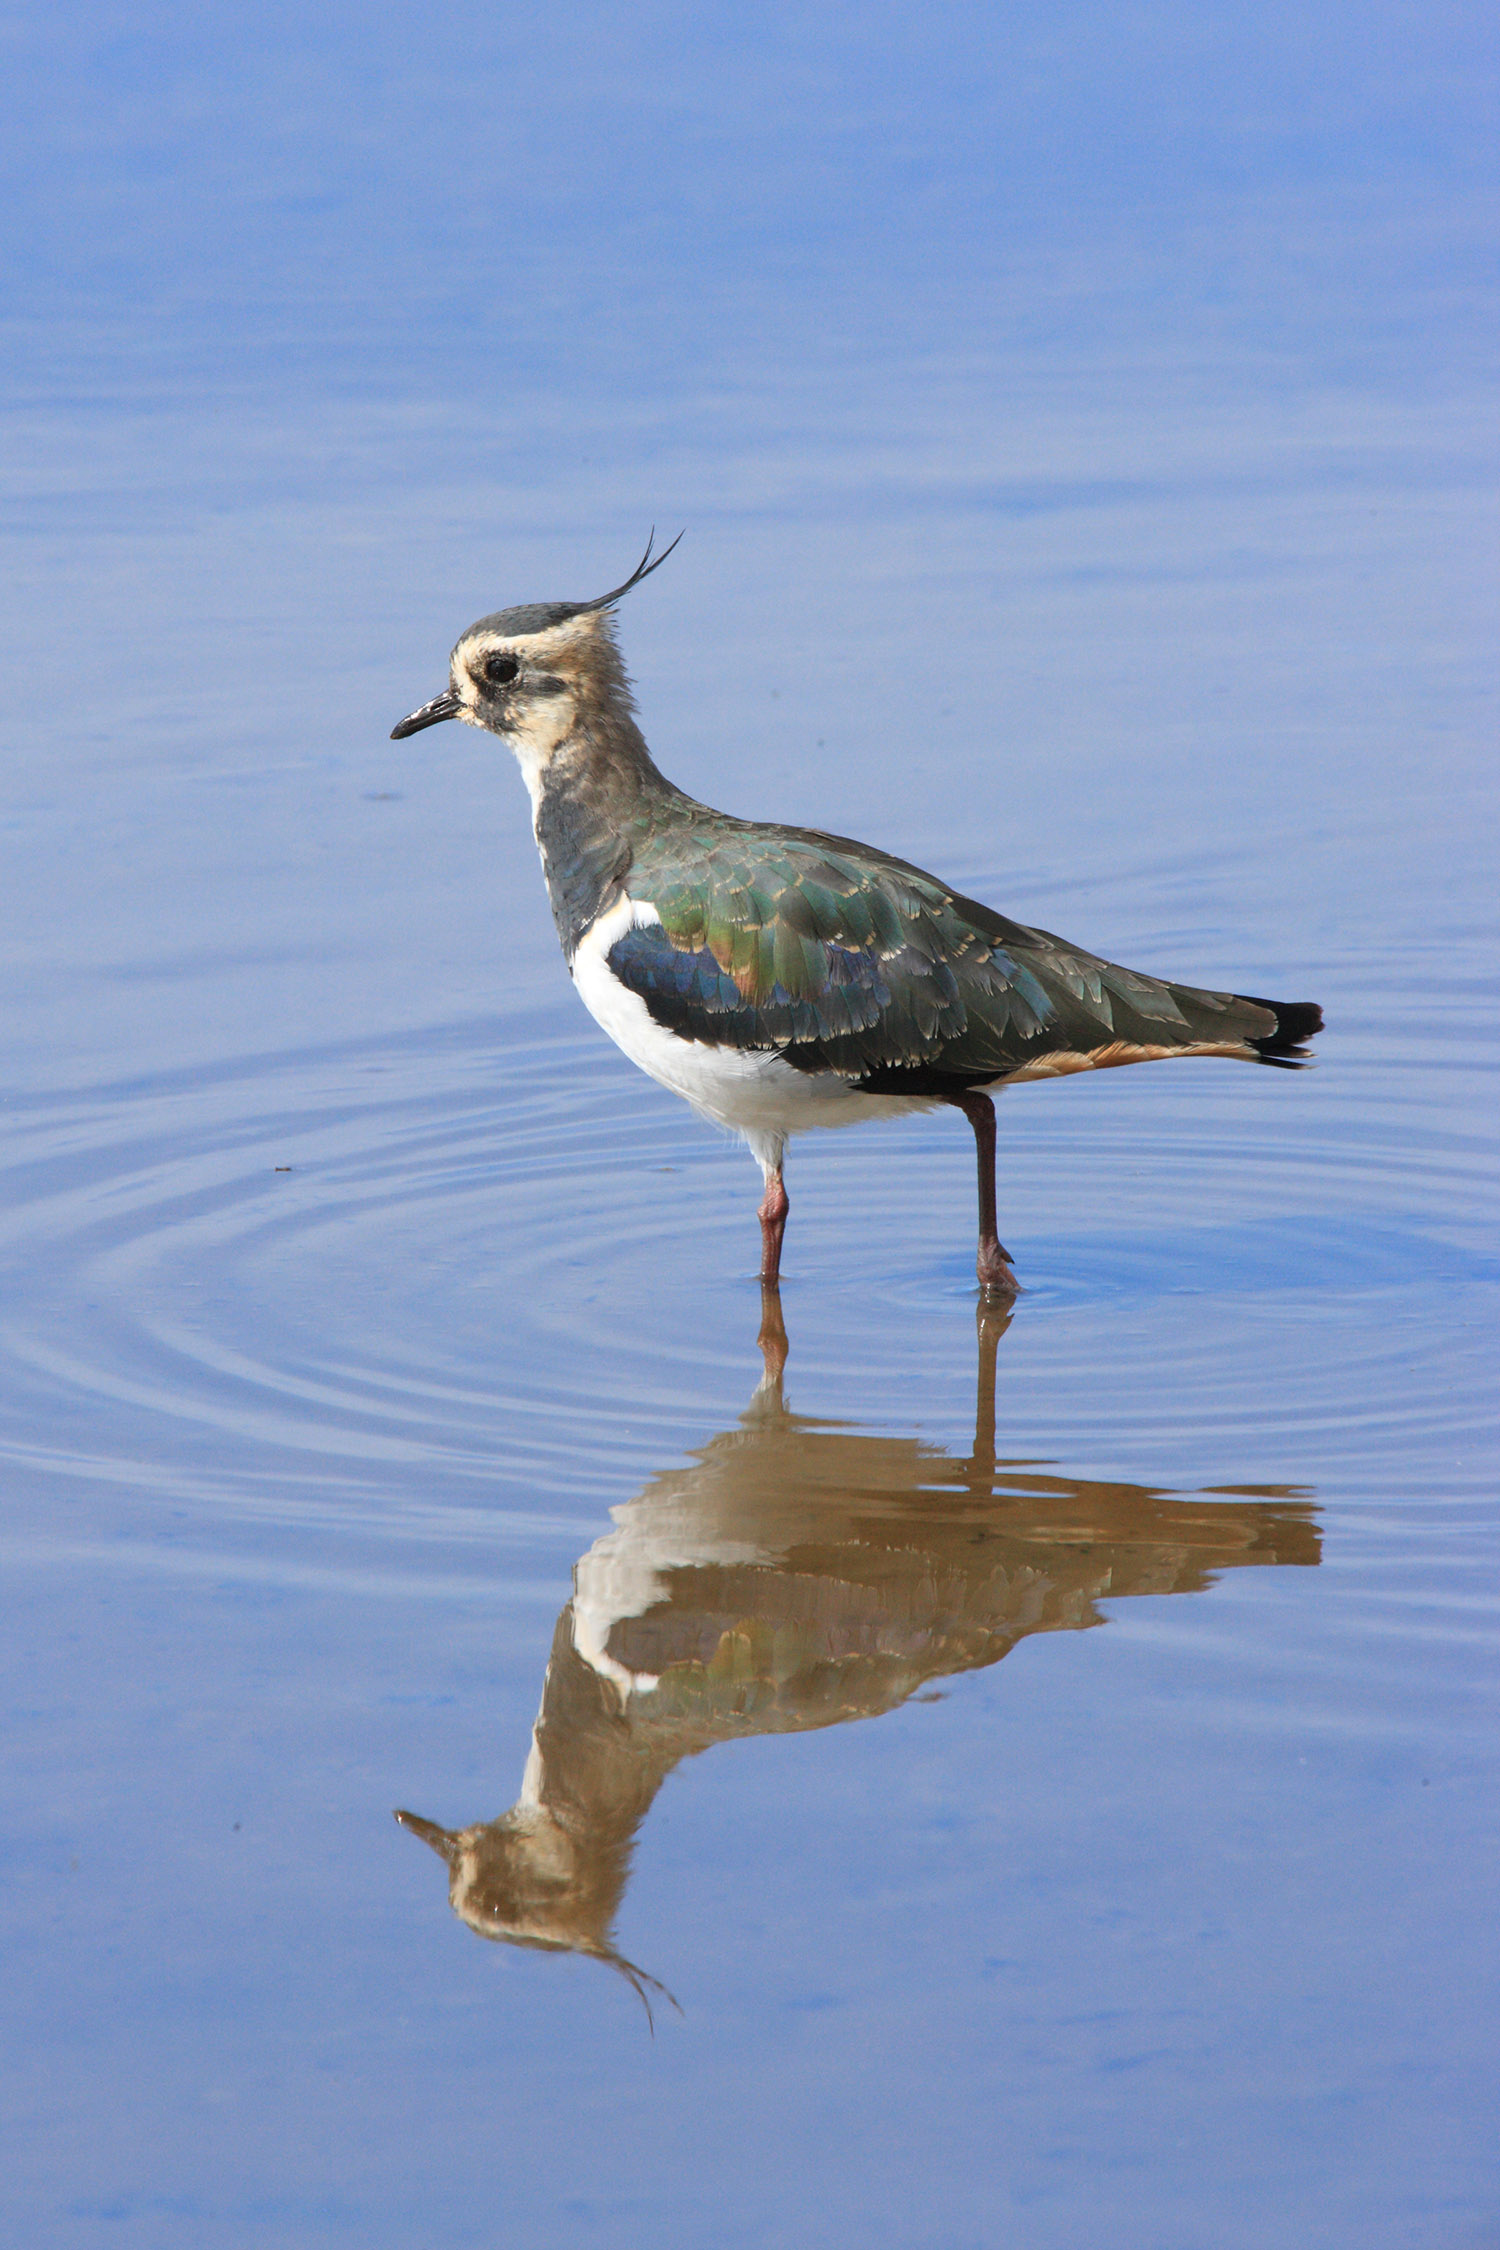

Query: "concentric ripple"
left=1, top=958, right=1495, bottom=1601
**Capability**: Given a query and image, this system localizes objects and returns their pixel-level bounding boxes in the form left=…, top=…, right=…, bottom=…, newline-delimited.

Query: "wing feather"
left=605, top=819, right=1296, bottom=1088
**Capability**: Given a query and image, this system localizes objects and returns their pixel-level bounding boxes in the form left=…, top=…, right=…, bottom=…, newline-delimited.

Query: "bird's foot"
left=977, top=1235, right=1017, bottom=1301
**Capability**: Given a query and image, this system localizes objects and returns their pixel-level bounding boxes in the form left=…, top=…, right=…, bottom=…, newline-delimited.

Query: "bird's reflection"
left=397, top=1296, right=1318, bottom=2012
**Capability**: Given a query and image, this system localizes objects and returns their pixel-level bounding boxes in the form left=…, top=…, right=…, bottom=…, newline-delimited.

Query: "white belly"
left=570, top=896, right=937, bottom=1166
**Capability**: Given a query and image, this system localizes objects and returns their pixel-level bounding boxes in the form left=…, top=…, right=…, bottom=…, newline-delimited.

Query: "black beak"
left=390, top=688, right=462, bottom=740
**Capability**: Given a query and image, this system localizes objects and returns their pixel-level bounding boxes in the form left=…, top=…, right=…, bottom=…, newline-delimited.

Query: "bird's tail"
left=1236, top=995, right=1325, bottom=1068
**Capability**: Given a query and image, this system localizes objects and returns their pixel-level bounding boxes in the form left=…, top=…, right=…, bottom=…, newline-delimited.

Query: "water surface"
left=2, top=4, right=1496, bottom=2244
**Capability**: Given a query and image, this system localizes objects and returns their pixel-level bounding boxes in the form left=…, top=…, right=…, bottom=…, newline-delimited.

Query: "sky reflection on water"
left=1, top=1, right=1496, bottom=2244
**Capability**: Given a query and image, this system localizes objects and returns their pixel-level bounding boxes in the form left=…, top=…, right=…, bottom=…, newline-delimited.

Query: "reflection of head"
left=394, top=1767, right=677, bottom=2023
left=396, top=1608, right=664, bottom=1971
left=398, top=1322, right=1318, bottom=1995
left=396, top=1801, right=588, bottom=1950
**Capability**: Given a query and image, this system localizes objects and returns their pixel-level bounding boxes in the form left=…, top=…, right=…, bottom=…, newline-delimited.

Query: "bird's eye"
left=482, top=652, right=520, bottom=687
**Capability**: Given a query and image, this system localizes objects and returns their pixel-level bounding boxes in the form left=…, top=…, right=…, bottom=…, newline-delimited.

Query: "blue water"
left=2, top=5, right=1496, bottom=2245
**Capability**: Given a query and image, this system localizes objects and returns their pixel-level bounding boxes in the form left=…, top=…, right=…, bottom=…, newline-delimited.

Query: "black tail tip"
left=1243, top=997, right=1325, bottom=1066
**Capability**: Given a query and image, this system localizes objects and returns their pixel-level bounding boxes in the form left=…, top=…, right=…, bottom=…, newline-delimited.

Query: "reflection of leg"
left=945, top=1092, right=1017, bottom=1299
left=972, top=1298, right=1011, bottom=1476
left=757, top=1284, right=789, bottom=1389
left=758, top=1167, right=789, bottom=1286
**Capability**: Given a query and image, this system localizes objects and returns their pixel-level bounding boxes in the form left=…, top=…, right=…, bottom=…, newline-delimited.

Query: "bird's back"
left=609, top=797, right=1321, bottom=1094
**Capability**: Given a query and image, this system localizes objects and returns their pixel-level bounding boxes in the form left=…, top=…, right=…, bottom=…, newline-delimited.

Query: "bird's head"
left=390, top=532, right=681, bottom=797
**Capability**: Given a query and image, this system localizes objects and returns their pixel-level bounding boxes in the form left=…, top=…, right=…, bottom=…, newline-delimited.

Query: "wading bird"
left=392, top=538, right=1322, bottom=1296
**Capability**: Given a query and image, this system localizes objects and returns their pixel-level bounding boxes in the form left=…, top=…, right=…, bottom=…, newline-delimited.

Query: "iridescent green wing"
left=610, top=812, right=1293, bottom=1086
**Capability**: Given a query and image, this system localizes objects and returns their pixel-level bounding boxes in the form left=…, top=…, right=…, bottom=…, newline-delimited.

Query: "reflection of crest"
left=398, top=1301, right=1318, bottom=2014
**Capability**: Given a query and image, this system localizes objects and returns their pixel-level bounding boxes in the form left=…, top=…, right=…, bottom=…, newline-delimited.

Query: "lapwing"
left=392, top=537, right=1323, bottom=1296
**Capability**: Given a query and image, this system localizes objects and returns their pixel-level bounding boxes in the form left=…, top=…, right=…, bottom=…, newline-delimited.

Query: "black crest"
left=463, top=529, right=685, bottom=644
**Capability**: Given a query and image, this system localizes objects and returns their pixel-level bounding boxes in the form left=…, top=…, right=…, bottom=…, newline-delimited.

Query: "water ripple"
left=1, top=972, right=1494, bottom=1556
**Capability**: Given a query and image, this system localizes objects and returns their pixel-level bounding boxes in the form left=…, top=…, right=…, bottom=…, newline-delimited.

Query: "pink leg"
left=946, top=1092, right=1017, bottom=1299
left=758, top=1168, right=789, bottom=1286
